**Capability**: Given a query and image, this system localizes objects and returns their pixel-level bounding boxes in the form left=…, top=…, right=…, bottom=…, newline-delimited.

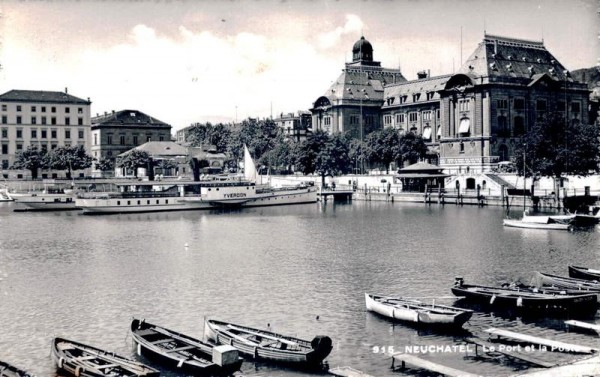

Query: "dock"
left=564, top=320, right=600, bottom=335
left=484, top=328, right=597, bottom=354
left=465, top=338, right=557, bottom=368
left=514, top=354, right=600, bottom=376
left=318, top=188, right=353, bottom=201
left=391, top=353, right=480, bottom=377
left=328, top=366, right=375, bottom=377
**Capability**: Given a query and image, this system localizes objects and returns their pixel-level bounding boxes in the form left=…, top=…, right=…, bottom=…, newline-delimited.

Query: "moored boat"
left=130, top=318, right=242, bottom=375
left=365, top=293, right=472, bottom=328
left=451, top=278, right=598, bottom=316
left=11, top=190, right=77, bottom=211
left=0, top=360, right=33, bottom=377
left=503, top=218, right=571, bottom=230
left=531, top=271, right=600, bottom=292
left=50, top=337, right=159, bottom=377
left=203, top=319, right=332, bottom=366
left=568, top=265, right=600, bottom=281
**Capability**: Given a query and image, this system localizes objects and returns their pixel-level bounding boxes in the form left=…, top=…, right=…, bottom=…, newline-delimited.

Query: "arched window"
left=497, top=116, right=509, bottom=137
left=458, top=118, right=470, bottom=136
left=514, top=116, right=525, bottom=136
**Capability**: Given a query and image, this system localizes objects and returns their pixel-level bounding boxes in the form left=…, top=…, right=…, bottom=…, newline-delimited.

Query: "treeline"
left=186, top=118, right=430, bottom=180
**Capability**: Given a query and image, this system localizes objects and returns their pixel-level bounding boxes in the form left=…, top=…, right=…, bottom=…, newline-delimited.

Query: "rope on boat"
left=402, top=296, right=456, bottom=300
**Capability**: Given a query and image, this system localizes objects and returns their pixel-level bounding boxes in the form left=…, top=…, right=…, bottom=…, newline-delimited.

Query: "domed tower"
left=352, top=36, right=373, bottom=63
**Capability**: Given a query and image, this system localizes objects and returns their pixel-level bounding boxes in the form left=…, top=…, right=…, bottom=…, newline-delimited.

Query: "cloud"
left=318, top=14, right=364, bottom=49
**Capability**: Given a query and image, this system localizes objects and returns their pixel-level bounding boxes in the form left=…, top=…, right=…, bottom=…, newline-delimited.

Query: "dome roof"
left=352, top=36, right=373, bottom=54
left=352, top=36, right=373, bottom=63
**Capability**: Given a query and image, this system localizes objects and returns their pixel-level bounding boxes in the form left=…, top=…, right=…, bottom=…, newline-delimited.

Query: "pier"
left=391, top=353, right=480, bottom=376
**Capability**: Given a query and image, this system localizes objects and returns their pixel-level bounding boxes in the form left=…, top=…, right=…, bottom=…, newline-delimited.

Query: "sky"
left=0, top=0, right=597, bottom=131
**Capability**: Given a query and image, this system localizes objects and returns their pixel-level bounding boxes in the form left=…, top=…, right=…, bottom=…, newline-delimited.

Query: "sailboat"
left=199, top=145, right=318, bottom=207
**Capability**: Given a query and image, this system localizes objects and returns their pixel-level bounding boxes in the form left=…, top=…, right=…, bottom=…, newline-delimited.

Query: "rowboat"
left=130, top=319, right=242, bottom=375
left=531, top=271, right=600, bottom=292
left=51, top=337, right=159, bottom=377
left=0, top=360, right=33, bottom=377
left=364, top=293, right=472, bottom=328
left=203, top=319, right=332, bottom=366
left=568, top=265, right=600, bottom=281
left=503, top=218, right=571, bottom=230
left=451, top=278, right=598, bottom=316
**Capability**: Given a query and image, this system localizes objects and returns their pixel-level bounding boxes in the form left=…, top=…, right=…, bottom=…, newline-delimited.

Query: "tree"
left=116, top=149, right=151, bottom=178
left=186, top=122, right=231, bottom=152
left=47, top=145, right=93, bottom=179
left=227, top=118, right=281, bottom=165
left=348, top=138, right=365, bottom=174
left=95, top=157, right=115, bottom=173
left=11, top=145, right=48, bottom=179
left=295, top=131, right=351, bottom=185
left=364, top=128, right=401, bottom=173
left=513, top=112, right=600, bottom=192
left=398, top=132, right=428, bottom=167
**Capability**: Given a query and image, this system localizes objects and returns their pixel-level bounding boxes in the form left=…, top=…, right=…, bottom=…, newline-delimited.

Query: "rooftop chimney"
left=65, top=87, right=68, bottom=94
left=417, top=70, right=428, bottom=79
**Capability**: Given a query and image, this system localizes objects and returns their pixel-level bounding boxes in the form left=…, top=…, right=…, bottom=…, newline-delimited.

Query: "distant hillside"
left=571, top=67, right=600, bottom=88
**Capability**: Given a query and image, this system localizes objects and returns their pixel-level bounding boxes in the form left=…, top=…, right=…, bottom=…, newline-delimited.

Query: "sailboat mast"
left=523, top=148, right=526, bottom=213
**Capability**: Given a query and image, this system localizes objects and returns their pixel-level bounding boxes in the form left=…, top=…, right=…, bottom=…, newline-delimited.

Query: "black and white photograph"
left=0, top=0, right=599, bottom=376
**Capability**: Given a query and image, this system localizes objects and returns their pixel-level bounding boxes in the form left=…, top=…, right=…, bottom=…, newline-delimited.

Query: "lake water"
left=1, top=201, right=599, bottom=376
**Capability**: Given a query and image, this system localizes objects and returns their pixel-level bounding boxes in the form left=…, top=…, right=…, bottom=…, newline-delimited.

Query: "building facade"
left=310, top=36, right=406, bottom=139
left=319, top=34, right=591, bottom=174
left=91, top=109, right=172, bottom=177
left=274, top=111, right=312, bottom=141
left=0, top=89, right=92, bottom=179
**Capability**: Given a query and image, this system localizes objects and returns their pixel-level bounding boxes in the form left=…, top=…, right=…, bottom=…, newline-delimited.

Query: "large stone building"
left=313, top=34, right=591, bottom=174
left=0, top=89, right=92, bottom=179
left=274, top=111, right=312, bottom=141
left=310, top=36, right=406, bottom=138
left=90, top=109, right=172, bottom=176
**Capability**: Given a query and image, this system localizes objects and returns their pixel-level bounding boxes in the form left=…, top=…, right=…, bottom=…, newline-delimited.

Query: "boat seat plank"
left=96, top=363, right=118, bottom=369
left=484, top=328, right=596, bottom=354
left=391, top=353, right=480, bottom=377
left=225, top=324, right=299, bottom=346
left=565, top=320, right=600, bottom=334
left=166, top=345, right=195, bottom=353
left=73, top=355, right=97, bottom=362
left=151, top=338, right=174, bottom=345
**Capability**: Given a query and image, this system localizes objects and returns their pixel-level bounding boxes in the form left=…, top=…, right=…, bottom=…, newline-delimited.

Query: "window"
left=51, top=144, right=57, bottom=150
left=436, top=109, right=440, bottom=119
left=571, top=102, right=581, bottom=113
left=41, top=106, right=46, bottom=112
left=324, top=117, right=331, bottom=126
left=51, top=117, right=56, bottom=125
left=514, top=98, right=525, bottom=110
left=41, top=116, right=47, bottom=125
left=497, top=99, right=508, bottom=109
left=1, top=128, right=6, bottom=138
left=350, top=115, right=359, bottom=125
left=120, top=135, right=125, bottom=145
left=16, top=129, right=22, bottom=139
left=41, top=144, right=47, bottom=153
left=413, top=93, right=421, bottom=102
left=31, top=129, right=37, bottom=138
left=426, top=92, right=435, bottom=101
left=409, top=112, right=418, bottom=122
left=536, top=99, right=547, bottom=111
left=65, top=117, right=70, bottom=125
left=396, top=113, right=405, bottom=124
left=16, top=116, right=22, bottom=124
left=399, top=95, right=408, bottom=104
left=16, top=144, right=22, bottom=151
left=51, top=107, right=56, bottom=113
left=51, top=129, right=57, bottom=139
left=1, top=105, right=6, bottom=111
left=147, top=136, right=151, bottom=142
left=41, top=129, right=47, bottom=139
left=94, top=134, right=97, bottom=145
left=514, top=116, right=525, bottom=135
left=65, top=129, right=71, bottom=139
left=107, top=135, right=113, bottom=144
left=1, top=160, right=7, bottom=169
left=65, top=107, right=70, bottom=113
left=364, top=115, right=374, bottom=126
left=31, top=117, right=37, bottom=125
left=458, top=118, right=471, bottom=135
left=422, top=111, right=432, bottom=121
left=78, top=117, right=83, bottom=125
left=1, top=116, right=6, bottom=124
left=31, top=106, right=36, bottom=112
left=422, top=126, right=432, bottom=140
left=557, top=101, right=566, bottom=112
left=383, top=115, right=392, bottom=125
left=1, top=144, right=6, bottom=154
left=458, top=99, right=470, bottom=112
left=497, top=116, right=509, bottom=137
left=78, top=107, right=83, bottom=114
left=16, top=105, right=21, bottom=112
left=78, top=129, right=84, bottom=139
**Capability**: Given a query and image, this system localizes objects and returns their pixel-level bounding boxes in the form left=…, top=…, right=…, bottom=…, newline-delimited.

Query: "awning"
left=458, top=118, right=470, bottom=133
left=422, top=126, right=432, bottom=139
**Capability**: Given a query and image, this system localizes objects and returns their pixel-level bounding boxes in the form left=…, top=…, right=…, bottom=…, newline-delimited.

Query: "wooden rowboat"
left=130, top=319, right=242, bottom=375
left=452, top=278, right=598, bottom=317
left=0, top=360, right=33, bottom=377
left=51, top=337, right=159, bottom=377
left=365, top=293, right=472, bottom=328
left=503, top=218, right=571, bottom=230
left=568, top=265, right=600, bottom=281
left=203, top=319, right=332, bottom=366
left=531, top=271, right=600, bottom=293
